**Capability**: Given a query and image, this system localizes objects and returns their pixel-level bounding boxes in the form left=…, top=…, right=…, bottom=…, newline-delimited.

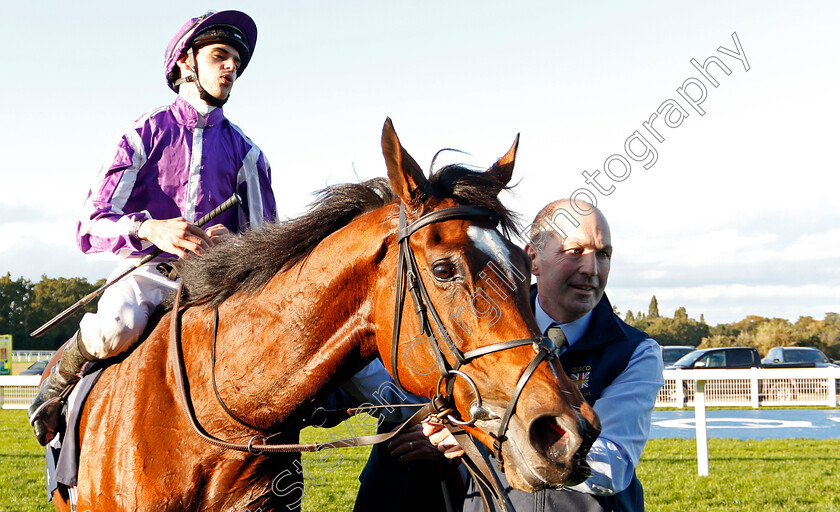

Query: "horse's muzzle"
left=527, top=410, right=600, bottom=487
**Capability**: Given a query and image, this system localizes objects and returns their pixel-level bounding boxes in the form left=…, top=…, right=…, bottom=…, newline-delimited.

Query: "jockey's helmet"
left=163, top=10, right=258, bottom=104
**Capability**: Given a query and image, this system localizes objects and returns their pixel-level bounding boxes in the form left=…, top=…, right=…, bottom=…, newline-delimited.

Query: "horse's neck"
left=194, top=211, right=393, bottom=429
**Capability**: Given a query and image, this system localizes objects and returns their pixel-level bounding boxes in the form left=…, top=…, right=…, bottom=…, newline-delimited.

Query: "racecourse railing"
left=0, top=376, right=41, bottom=409
left=657, top=367, right=840, bottom=408
left=3, top=368, right=839, bottom=410
left=12, top=351, right=56, bottom=363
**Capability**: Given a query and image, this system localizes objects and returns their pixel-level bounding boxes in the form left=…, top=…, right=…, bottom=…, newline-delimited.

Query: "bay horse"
left=49, top=119, right=599, bottom=511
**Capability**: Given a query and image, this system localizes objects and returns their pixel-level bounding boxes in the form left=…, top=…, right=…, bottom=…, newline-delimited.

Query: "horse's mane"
left=173, top=165, right=519, bottom=308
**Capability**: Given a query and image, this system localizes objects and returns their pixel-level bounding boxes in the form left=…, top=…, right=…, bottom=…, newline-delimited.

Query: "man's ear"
left=176, top=54, right=191, bottom=74
left=525, top=243, right=540, bottom=276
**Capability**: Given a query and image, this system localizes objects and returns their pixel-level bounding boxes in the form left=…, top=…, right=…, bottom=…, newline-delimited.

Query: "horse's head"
left=376, top=118, right=600, bottom=491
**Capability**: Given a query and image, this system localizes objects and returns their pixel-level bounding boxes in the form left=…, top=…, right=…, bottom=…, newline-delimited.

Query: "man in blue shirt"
left=426, top=198, right=664, bottom=511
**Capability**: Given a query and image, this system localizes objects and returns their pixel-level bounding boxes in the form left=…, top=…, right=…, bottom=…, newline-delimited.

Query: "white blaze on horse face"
left=467, top=226, right=517, bottom=284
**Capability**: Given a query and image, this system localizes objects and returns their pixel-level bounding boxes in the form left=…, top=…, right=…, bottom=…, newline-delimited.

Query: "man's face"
left=527, top=212, right=612, bottom=323
left=193, top=43, right=241, bottom=100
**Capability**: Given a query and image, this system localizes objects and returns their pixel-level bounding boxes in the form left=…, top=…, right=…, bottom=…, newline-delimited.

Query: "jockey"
left=28, top=10, right=277, bottom=446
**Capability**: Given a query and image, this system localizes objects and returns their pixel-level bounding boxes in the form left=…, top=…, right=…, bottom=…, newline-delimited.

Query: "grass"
left=0, top=411, right=53, bottom=512
left=639, top=438, right=840, bottom=512
left=2, top=409, right=839, bottom=511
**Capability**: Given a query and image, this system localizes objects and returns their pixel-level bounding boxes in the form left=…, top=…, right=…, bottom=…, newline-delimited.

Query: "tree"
left=710, top=322, right=740, bottom=338
left=730, top=315, right=768, bottom=336
left=646, top=313, right=710, bottom=347
left=699, top=334, right=737, bottom=348
left=821, top=313, right=840, bottom=358
left=647, top=295, right=660, bottom=320
left=0, top=274, right=106, bottom=351
left=624, top=310, right=635, bottom=324
left=628, top=311, right=649, bottom=331
left=27, top=275, right=104, bottom=350
left=793, top=316, right=824, bottom=349
left=752, top=318, right=797, bottom=355
left=0, top=273, right=33, bottom=347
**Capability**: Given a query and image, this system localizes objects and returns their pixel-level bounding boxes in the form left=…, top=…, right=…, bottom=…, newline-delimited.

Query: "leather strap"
left=449, top=425, right=513, bottom=512
left=210, top=307, right=264, bottom=432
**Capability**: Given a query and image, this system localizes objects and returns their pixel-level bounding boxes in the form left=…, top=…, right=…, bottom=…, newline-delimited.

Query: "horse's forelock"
left=428, top=164, right=521, bottom=237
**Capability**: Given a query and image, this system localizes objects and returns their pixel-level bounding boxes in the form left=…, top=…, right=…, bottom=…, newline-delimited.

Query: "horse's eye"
left=432, top=261, right=456, bottom=281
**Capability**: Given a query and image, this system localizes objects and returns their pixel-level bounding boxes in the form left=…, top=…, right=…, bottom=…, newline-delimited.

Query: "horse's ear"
left=485, top=133, right=519, bottom=189
left=382, top=118, right=431, bottom=205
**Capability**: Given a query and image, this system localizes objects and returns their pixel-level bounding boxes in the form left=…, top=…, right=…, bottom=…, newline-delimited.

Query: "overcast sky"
left=1, top=1, right=838, bottom=326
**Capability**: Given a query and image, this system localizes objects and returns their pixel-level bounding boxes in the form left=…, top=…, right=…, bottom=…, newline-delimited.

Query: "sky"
left=1, top=1, right=839, bottom=326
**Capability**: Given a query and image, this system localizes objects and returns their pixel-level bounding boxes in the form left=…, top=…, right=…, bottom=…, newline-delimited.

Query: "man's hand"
left=388, top=424, right=446, bottom=463
left=137, top=218, right=216, bottom=258
left=204, top=223, right=232, bottom=245
left=422, top=421, right=465, bottom=459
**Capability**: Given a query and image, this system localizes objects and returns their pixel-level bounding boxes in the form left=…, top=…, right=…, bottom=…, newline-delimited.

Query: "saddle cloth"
left=45, top=364, right=105, bottom=500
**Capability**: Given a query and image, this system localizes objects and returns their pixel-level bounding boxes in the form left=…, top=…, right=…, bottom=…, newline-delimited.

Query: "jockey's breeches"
left=79, top=258, right=179, bottom=359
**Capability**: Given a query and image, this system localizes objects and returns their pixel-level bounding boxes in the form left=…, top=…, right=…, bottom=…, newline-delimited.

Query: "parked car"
left=664, top=347, right=762, bottom=402
left=666, top=346, right=762, bottom=370
left=19, top=358, right=49, bottom=376
left=660, top=345, right=695, bottom=365
left=760, top=346, right=838, bottom=401
left=761, top=346, right=838, bottom=368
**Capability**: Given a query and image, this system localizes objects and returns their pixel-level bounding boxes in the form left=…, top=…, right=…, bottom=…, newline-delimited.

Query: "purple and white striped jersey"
left=77, top=95, right=276, bottom=258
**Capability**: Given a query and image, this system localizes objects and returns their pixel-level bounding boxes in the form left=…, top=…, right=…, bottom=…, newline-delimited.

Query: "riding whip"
left=30, top=193, right=242, bottom=338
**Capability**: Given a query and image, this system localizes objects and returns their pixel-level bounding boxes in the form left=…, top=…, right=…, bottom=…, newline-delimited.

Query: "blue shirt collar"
left=534, top=297, right=593, bottom=348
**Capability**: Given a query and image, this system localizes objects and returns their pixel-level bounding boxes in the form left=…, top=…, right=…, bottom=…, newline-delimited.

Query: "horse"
left=48, top=119, right=599, bottom=511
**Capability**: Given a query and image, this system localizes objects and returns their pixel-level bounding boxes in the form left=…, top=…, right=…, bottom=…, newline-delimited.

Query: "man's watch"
left=131, top=219, right=145, bottom=241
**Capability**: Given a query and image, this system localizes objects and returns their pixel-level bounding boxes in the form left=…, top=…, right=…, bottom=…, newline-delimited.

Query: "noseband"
left=390, top=203, right=555, bottom=459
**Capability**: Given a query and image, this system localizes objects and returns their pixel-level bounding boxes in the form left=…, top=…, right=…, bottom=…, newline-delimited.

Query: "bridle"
left=168, top=201, right=560, bottom=512
left=390, top=202, right=555, bottom=460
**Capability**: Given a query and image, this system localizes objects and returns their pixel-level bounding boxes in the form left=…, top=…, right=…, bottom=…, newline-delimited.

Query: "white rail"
left=12, top=351, right=55, bottom=363
left=5, top=367, right=839, bottom=410
left=0, top=375, right=41, bottom=409
left=657, top=367, right=840, bottom=408
left=658, top=368, right=840, bottom=477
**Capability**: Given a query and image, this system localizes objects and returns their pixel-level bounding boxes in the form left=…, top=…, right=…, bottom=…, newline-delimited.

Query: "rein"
left=169, top=280, right=441, bottom=454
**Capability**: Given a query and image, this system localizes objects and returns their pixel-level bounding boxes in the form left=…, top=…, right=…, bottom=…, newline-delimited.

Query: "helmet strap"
left=174, top=47, right=228, bottom=108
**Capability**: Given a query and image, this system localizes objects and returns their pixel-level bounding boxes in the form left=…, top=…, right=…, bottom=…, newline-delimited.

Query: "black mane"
left=173, top=165, right=519, bottom=308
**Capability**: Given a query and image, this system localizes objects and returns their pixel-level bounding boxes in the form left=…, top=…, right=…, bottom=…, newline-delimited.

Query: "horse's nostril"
left=529, top=416, right=576, bottom=464
left=547, top=417, right=568, bottom=439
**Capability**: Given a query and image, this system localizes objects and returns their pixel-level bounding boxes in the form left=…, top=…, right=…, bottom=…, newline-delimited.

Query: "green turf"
left=0, top=411, right=53, bottom=512
left=639, top=438, right=840, bottom=512
left=3, top=409, right=839, bottom=511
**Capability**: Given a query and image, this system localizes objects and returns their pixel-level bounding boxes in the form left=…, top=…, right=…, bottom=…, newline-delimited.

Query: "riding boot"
left=28, top=332, right=98, bottom=446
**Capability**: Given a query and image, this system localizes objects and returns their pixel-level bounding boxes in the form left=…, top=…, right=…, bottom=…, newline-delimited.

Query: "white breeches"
left=79, top=258, right=180, bottom=359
